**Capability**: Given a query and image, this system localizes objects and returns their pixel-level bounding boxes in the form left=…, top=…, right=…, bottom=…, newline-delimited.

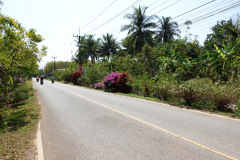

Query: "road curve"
left=34, top=79, right=240, bottom=160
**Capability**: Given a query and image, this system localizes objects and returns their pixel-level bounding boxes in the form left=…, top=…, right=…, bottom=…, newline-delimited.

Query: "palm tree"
left=98, top=33, right=118, bottom=60
left=82, top=34, right=98, bottom=65
left=121, top=6, right=158, bottom=53
left=72, top=35, right=88, bottom=66
left=156, top=16, right=180, bottom=43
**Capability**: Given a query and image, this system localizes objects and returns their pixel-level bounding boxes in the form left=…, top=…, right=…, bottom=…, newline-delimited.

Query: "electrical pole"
left=46, top=62, right=48, bottom=74
left=73, top=28, right=81, bottom=66
left=51, top=56, right=57, bottom=70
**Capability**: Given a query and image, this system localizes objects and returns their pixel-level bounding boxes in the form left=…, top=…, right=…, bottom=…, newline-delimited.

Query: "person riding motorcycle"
left=40, top=76, right=44, bottom=85
left=51, top=76, right=55, bottom=84
left=36, top=76, right=39, bottom=82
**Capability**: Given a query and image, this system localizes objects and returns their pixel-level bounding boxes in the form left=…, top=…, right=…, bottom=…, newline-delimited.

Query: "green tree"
left=156, top=16, right=180, bottom=43
left=81, top=34, right=98, bottom=65
left=0, top=13, right=47, bottom=106
left=199, top=36, right=240, bottom=82
left=137, top=44, right=160, bottom=77
left=204, top=17, right=240, bottom=50
left=121, top=6, right=158, bottom=53
left=0, top=14, right=47, bottom=77
left=72, top=35, right=89, bottom=66
left=98, top=33, right=118, bottom=60
left=43, top=61, right=74, bottom=75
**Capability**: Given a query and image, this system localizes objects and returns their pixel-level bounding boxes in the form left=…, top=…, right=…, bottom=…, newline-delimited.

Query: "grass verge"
left=0, top=81, right=40, bottom=159
left=116, top=92, right=240, bottom=119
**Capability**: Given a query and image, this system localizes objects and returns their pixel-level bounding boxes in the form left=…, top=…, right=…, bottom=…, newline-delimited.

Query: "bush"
left=94, top=83, right=104, bottom=90
left=174, top=78, right=240, bottom=111
left=234, top=100, right=240, bottom=117
left=84, top=66, right=107, bottom=87
left=116, top=72, right=133, bottom=93
left=103, top=72, right=121, bottom=92
left=52, top=70, right=65, bottom=81
left=71, top=70, right=83, bottom=85
left=131, top=79, right=144, bottom=96
left=12, top=85, right=29, bottom=104
left=62, top=69, right=73, bottom=83
left=153, top=86, right=172, bottom=101
left=209, top=85, right=239, bottom=111
left=178, top=83, right=198, bottom=106
left=77, top=75, right=88, bottom=86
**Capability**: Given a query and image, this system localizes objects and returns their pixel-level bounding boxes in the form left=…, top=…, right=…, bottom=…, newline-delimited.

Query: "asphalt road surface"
left=34, top=79, right=240, bottom=160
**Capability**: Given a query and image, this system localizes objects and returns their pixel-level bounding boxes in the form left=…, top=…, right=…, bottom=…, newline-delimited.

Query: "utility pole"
left=46, top=61, right=48, bottom=74
left=51, top=56, right=57, bottom=70
left=73, top=28, right=81, bottom=66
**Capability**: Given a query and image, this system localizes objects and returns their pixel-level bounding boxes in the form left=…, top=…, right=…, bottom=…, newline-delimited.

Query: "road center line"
left=56, top=85, right=239, bottom=160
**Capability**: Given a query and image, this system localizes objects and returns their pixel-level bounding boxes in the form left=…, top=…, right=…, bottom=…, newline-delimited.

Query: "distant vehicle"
left=36, top=76, right=39, bottom=82
left=40, top=77, right=44, bottom=85
left=51, top=77, right=55, bottom=84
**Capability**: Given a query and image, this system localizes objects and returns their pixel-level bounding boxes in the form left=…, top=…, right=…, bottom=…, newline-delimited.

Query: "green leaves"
left=0, top=13, right=47, bottom=106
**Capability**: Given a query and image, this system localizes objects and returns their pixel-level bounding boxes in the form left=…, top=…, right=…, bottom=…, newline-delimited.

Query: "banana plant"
left=198, top=36, right=240, bottom=82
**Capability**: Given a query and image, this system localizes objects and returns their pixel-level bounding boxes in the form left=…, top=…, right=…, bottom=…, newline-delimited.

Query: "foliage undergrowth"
left=0, top=81, right=40, bottom=159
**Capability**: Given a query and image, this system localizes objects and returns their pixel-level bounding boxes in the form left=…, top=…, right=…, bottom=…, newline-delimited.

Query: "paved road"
left=34, top=79, right=240, bottom=160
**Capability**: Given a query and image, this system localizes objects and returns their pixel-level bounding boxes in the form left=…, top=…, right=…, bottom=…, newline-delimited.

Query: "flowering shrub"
left=94, top=83, right=104, bottom=90
left=15, top=77, right=25, bottom=83
left=13, top=85, right=29, bottom=105
left=71, top=70, right=83, bottom=85
left=103, top=72, right=121, bottom=92
left=116, top=72, right=133, bottom=93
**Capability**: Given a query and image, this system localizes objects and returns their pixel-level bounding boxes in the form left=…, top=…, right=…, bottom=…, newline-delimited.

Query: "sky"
left=1, top=0, right=240, bottom=69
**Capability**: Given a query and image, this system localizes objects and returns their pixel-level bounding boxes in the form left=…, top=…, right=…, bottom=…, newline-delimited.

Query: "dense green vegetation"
left=0, top=82, right=40, bottom=159
left=50, top=6, right=240, bottom=117
left=0, top=12, right=45, bottom=158
left=0, top=13, right=47, bottom=108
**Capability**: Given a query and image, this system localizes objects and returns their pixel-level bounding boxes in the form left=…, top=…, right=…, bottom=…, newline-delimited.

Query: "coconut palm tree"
left=121, top=6, right=158, bottom=53
left=82, top=34, right=98, bottom=65
left=72, top=35, right=89, bottom=66
left=156, top=16, right=180, bottom=43
left=98, top=33, right=118, bottom=60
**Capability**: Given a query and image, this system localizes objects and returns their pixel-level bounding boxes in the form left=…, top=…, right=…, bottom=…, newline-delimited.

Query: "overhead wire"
left=153, top=0, right=183, bottom=15
left=82, top=0, right=143, bottom=34
left=146, top=0, right=170, bottom=13
left=108, top=0, right=169, bottom=35
left=176, top=0, right=227, bottom=22
left=74, top=0, right=240, bottom=47
left=172, top=0, right=216, bottom=20
left=181, top=12, right=240, bottom=34
left=81, top=0, right=118, bottom=30
left=181, top=9, right=240, bottom=32
left=178, top=1, right=240, bottom=29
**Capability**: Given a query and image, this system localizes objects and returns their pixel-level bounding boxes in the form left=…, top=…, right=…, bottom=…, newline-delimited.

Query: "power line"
left=181, top=10, right=240, bottom=32
left=81, top=0, right=118, bottom=30
left=172, top=0, right=216, bottom=19
left=148, top=0, right=160, bottom=8
left=109, top=0, right=172, bottom=35
left=176, top=0, right=238, bottom=25
left=153, top=0, right=183, bottom=15
left=178, top=1, right=240, bottom=29
left=176, top=0, right=227, bottom=22
left=83, top=0, right=143, bottom=34
left=147, top=0, right=170, bottom=13
left=181, top=12, right=240, bottom=34
left=191, top=3, right=240, bottom=23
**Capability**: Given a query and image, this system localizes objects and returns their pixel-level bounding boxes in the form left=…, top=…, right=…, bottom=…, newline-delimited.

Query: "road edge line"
left=36, top=122, right=44, bottom=160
